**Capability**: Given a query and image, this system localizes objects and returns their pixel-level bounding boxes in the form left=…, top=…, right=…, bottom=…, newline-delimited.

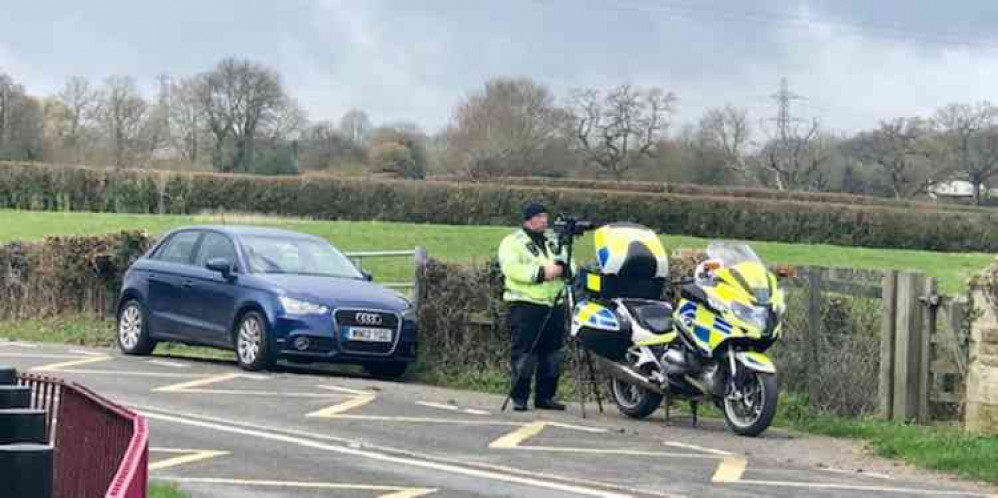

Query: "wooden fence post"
left=894, top=271, right=926, bottom=421
left=879, top=271, right=898, bottom=420
left=918, top=278, right=938, bottom=423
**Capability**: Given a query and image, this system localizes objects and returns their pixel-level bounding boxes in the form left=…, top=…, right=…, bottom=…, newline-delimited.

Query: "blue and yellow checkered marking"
left=574, top=301, right=620, bottom=331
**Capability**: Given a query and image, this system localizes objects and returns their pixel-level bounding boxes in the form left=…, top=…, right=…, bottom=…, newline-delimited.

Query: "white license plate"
left=346, top=327, right=393, bottom=343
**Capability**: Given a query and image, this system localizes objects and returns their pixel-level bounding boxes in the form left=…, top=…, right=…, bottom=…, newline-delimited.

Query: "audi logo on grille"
left=355, top=313, right=383, bottom=325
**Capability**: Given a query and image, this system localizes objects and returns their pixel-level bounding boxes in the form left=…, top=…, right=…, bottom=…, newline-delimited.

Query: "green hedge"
left=3, top=161, right=998, bottom=252
left=431, top=175, right=987, bottom=214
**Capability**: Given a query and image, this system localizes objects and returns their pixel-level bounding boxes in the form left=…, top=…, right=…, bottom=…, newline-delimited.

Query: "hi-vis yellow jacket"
left=497, top=229, right=574, bottom=306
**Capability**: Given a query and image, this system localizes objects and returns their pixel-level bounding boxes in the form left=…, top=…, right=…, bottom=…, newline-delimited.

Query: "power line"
left=600, top=0, right=998, bottom=51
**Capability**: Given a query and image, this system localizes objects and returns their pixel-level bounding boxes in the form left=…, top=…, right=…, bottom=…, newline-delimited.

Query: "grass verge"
left=149, top=481, right=188, bottom=498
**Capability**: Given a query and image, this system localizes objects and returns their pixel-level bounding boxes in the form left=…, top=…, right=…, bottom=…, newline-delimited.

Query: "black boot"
left=535, top=399, right=567, bottom=411
left=512, top=399, right=529, bottom=412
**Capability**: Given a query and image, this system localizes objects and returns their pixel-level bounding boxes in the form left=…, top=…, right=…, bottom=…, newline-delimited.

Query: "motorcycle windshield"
left=706, top=242, right=763, bottom=268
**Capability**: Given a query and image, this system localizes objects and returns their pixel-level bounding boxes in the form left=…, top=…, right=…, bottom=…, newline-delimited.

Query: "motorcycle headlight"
left=279, top=296, right=329, bottom=315
left=731, top=302, right=769, bottom=331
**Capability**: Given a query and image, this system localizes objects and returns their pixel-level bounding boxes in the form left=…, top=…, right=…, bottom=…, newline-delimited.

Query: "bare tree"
left=849, top=117, right=935, bottom=199
left=699, top=105, right=751, bottom=172
left=267, top=97, right=308, bottom=143
left=56, top=76, right=99, bottom=162
left=169, top=77, right=207, bottom=164
left=567, top=84, right=676, bottom=180
left=933, top=102, right=998, bottom=205
left=197, top=58, right=286, bottom=172
left=339, top=109, right=371, bottom=145
left=754, top=118, right=832, bottom=191
left=445, top=77, right=569, bottom=178
left=0, top=72, right=13, bottom=149
left=96, top=76, right=148, bottom=168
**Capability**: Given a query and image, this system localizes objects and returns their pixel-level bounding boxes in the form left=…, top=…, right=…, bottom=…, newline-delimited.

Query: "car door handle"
left=182, top=279, right=195, bottom=289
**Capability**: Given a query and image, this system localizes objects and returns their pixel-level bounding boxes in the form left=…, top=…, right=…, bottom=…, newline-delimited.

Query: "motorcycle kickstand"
left=690, top=400, right=699, bottom=428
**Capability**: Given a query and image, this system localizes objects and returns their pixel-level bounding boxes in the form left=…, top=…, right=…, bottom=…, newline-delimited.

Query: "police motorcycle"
left=569, top=224, right=785, bottom=437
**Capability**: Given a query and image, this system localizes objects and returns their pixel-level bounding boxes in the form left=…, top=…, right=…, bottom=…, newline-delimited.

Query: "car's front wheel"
left=117, top=300, right=157, bottom=355
left=235, top=311, right=274, bottom=371
left=363, top=362, right=408, bottom=381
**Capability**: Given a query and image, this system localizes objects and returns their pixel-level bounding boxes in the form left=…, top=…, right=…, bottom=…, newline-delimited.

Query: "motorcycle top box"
left=570, top=223, right=673, bottom=362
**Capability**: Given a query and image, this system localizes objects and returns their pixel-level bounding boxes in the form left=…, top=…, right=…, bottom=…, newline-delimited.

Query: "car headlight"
left=402, top=305, right=417, bottom=322
left=279, top=296, right=329, bottom=315
left=731, top=302, right=769, bottom=331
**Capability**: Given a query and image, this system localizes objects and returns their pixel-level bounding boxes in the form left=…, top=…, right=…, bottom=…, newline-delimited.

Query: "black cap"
left=522, top=202, right=548, bottom=221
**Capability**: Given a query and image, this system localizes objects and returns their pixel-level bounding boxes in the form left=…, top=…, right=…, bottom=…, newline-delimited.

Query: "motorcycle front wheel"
left=722, top=370, right=778, bottom=437
left=610, top=377, right=663, bottom=419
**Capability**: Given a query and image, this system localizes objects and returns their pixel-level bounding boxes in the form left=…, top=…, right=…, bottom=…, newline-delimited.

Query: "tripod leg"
left=571, top=340, right=588, bottom=418
left=583, top=349, right=604, bottom=414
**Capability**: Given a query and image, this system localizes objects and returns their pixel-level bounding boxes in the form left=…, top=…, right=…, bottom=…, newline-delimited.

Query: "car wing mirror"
left=206, top=257, right=234, bottom=278
left=361, top=270, right=373, bottom=282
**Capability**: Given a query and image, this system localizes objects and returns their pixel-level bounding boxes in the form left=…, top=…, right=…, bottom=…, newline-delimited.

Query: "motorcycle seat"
left=622, top=300, right=674, bottom=334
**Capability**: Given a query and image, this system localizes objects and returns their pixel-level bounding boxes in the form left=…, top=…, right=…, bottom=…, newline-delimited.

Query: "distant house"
left=928, top=180, right=976, bottom=199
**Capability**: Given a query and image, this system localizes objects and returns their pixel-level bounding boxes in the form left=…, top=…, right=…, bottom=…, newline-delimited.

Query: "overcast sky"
left=2, top=0, right=998, bottom=134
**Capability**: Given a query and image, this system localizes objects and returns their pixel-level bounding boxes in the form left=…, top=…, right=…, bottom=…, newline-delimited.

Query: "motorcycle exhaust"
left=594, top=356, right=666, bottom=395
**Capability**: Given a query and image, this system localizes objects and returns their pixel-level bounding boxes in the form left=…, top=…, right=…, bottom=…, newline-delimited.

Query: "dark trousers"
left=509, top=302, right=566, bottom=404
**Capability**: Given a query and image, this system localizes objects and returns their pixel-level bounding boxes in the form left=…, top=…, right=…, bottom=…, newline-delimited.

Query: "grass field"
left=0, top=209, right=992, bottom=293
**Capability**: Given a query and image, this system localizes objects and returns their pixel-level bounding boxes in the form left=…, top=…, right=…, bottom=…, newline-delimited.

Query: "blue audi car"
left=115, top=225, right=417, bottom=379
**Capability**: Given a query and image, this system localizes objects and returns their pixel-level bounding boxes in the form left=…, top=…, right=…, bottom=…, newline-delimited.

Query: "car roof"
left=166, top=225, right=323, bottom=241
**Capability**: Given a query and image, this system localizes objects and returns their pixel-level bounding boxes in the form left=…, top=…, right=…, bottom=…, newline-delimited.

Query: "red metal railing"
left=18, top=373, right=149, bottom=498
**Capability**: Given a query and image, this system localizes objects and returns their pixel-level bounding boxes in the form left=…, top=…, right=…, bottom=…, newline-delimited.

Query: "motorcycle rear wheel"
left=610, top=377, right=663, bottom=419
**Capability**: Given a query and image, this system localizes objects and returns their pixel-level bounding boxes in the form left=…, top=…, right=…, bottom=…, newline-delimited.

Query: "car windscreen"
left=241, top=235, right=362, bottom=279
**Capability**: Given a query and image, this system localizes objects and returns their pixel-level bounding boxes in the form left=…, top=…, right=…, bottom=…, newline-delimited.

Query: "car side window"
left=155, top=231, right=202, bottom=265
left=197, top=233, right=239, bottom=269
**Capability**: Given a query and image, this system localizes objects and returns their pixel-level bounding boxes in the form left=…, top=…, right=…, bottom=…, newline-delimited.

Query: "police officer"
left=498, top=202, right=574, bottom=412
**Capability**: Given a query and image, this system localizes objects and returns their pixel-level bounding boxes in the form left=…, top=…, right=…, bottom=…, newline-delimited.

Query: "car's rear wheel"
left=235, top=311, right=274, bottom=371
left=363, top=362, right=408, bottom=381
left=117, top=300, right=157, bottom=355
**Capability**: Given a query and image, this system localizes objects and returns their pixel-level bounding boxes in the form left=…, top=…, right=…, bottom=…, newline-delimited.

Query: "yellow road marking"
left=306, top=395, right=377, bottom=417
left=326, top=415, right=522, bottom=425
left=148, top=448, right=230, bottom=471
left=0, top=353, right=89, bottom=358
left=140, top=409, right=632, bottom=498
left=154, top=372, right=244, bottom=392
left=164, top=388, right=350, bottom=398
left=32, top=355, right=112, bottom=372
left=316, top=384, right=373, bottom=396
left=489, top=421, right=547, bottom=449
left=154, top=477, right=437, bottom=497
left=711, top=456, right=748, bottom=483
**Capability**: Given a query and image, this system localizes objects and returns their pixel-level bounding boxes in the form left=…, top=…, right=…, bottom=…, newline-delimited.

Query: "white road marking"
left=0, top=353, right=87, bottom=359
left=417, top=401, right=460, bottom=411
left=130, top=404, right=686, bottom=498
left=139, top=408, right=636, bottom=498
left=68, top=349, right=107, bottom=357
left=663, top=441, right=733, bottom=456
left=820, top=467, right=893, bottom=480
left=463, top=409, right=491, bottom=416
left=0, top=342, right=37, bottom=348
left=325, top=415, right=522, bottom=426
left=154, top=477, right=438, bottom=497
left=726, top=478, right=994, bottom=496
left=148, top=360, right=190, bottom=368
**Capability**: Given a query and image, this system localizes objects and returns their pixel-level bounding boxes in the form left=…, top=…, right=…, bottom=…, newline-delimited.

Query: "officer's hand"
left=544, top=263, right=563, bottom=281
